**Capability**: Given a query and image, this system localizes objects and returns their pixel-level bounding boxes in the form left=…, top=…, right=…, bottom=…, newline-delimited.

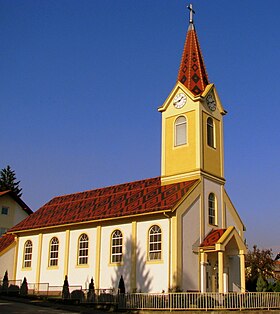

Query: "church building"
left=1, top=5, right=246, bottom=293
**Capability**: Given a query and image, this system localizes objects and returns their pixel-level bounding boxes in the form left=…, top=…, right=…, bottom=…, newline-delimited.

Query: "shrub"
left=8, top=285, right=20, bottom=296
left=70, top=289, right=85, bottom=303
left=20, top=277, right=28, bottom=296
left=98, top=293, right=115, bottom=303
left=62, top=275, right=70, bottom=299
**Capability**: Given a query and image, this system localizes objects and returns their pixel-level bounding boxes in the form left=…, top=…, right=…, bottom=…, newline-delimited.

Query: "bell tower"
left=159, top=4, right=226, bottom=185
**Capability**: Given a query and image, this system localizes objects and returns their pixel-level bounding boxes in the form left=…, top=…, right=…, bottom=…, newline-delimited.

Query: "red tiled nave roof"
left=177, top=22, right=209, bottom=95
left=9, top=177, right=198, bottom=233
left=0, top=233, right=15, bottom=253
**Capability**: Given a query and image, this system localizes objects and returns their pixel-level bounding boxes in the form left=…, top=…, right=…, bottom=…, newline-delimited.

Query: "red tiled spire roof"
left=9, top=177, right=198, bottom=232
left=177, top=9, right=209, bottom=95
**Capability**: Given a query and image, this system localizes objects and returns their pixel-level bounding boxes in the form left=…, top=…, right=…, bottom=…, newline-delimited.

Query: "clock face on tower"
left=173, top=93, right=187, bottom=109
left=206, top=92, right=216, bottom=111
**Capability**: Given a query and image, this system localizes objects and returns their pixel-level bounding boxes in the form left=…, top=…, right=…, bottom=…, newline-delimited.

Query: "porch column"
left=223, top=268, right=229, bottom=293
left=200, top=250, right=207, bottom=292
left=239, top=249, right=246, bottom=293
left=218, top=251, right=224, bottom=293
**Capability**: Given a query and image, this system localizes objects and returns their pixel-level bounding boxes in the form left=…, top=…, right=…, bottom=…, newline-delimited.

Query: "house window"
left=78, top=233, right=89, bottom=265
left=175, top=116, right=187, bottom=146
left=148, top=225, right=162, bottom=260
left=23, top=240, right=32, bottom=268
left=207, top=117, right=215, bottom=148
left=208, top=193, right=216, bottom=225
left=111, top=230, right=123, bottom=263
left=49, top=237, right=59, bottom=267
left=1, top=207, right=8, bottom=215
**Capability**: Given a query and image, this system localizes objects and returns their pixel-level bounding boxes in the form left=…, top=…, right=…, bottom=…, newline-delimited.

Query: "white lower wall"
left=0, top=246, right=15, bottom=281
left=13, top=218, right=170, bottom=293
left=182, top=198, right=200, bottom=291
left=99, top=223, right=132, bottom=291
left=16, top=234, right=39, bottom=284
left=68, top=228, right=97, bottom=289
left=40, top=231, right=66, bottom=287
left=136, top=219, right=169, bottom=293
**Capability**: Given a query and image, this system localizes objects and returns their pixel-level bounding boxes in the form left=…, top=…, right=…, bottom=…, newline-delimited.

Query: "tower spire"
left=177, top=4, right=209, bottom=95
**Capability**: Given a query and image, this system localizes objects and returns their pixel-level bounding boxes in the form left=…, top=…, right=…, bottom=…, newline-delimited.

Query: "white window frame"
left=78, top=233, right=89, bottom=265
left=175, top=116, right=187, bottom=146
left=23, top=240, right=32, bottom=268
left=49, top=237, right=59, bottom=267
left=207, top=117, right=215, bottom=148
left=111, top=230, right=123, bottom=263
left=208, top=193, right=216, bottom=225
left=148, top=225, right=162, bottom=261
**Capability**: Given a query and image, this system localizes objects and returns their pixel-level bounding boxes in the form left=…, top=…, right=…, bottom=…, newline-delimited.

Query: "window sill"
left=146, top=259, right=164, bottom=265
left=76, top=264, right=89, bottom=268
left=47, top=266, right=59, bottom=270
left=21, top=267, right=32, bottom=271
left=109, top=262, right=124, bottom=267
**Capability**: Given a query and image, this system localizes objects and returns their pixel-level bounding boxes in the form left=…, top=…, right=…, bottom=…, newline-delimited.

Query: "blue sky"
left=1, top=0, right=279, bottom=253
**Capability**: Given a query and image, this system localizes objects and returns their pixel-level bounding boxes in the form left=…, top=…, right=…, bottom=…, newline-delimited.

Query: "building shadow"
left=111, top=235, right=152, bottom=293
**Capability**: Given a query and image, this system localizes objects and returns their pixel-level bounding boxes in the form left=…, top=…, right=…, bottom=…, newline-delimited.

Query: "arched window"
left=111, top=230, right=123, bottom=263
left=78, top=234, right=89, bottom=265
left=207, top=117, right=215, bottom=148
left=148, top=225, right=162, bottom=260
left=208, top=193, right=216, bottom=225
left=175, top=116, right=187, bottom=146
left=49, top=237, right=59, bottom=266
left=23, top=240, right=32, bottom=268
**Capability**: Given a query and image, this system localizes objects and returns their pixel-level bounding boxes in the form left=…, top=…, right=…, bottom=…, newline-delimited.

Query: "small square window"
left=1, top=207, right=9, bottom=215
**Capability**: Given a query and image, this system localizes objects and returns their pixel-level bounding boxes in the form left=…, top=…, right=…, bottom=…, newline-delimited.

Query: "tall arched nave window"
left=78, top=233, right=89, bottom=265
left=23, top=240, right=32, bottom=268
left=148, top=225, right=162, bottom=261
left=49, top=237, right=59, bottom=266
left=111, top=229, right=123, bottom=263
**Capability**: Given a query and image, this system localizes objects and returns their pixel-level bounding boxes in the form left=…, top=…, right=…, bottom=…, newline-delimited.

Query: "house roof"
left=200, top=228, right=226, bottom=247
left=9, top=177, right=198, bottom=233
left=0, top=190, right=33, bottom=215
left=0, top=233, right=15, bottom=254
left=177, top=20, right=209, bottom=95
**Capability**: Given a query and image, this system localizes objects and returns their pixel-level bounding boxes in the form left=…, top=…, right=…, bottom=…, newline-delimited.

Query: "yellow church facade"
left=0, top=6, right=246, bottom=294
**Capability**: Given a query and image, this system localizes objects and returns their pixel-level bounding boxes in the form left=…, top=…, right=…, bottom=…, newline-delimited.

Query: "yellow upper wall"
left=164, top=110, right=196, bottom=177
left=202, top=112, right=223, bottom=179
left=159, top=82, right=225, bottom=185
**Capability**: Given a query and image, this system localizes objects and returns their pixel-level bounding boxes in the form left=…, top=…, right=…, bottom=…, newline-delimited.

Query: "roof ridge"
left=45, top=176, right=161, bottom=206
left=44, top=183, right=162, bottom=207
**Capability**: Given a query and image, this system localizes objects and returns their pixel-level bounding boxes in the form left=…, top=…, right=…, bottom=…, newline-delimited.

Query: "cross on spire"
left=187, top=4, right=195, bottom=24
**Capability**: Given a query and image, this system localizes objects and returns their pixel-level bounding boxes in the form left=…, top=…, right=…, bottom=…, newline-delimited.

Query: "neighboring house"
left=0, top=233, right=16, bottom=280
left=0, top=191, right=32, bottom=280
left=1, top=8, right=246, bottom=293
left=274, top=260, right=280, bottom=280
left=0, top=191, right=32, bottom=237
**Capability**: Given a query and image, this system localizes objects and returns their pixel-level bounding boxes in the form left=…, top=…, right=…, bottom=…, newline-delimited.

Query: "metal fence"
left=1, top=280, right=280, bottom=310
left=120, top=292, right=280, bottom=311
